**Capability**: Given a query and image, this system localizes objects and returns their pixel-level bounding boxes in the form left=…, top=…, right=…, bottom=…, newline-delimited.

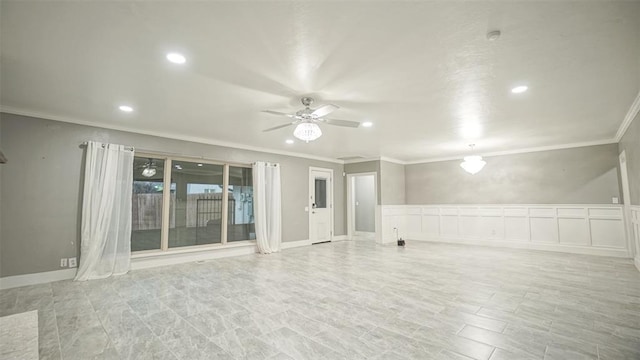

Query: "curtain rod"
left=252, top=162, right=279, bottom=167
left=80, top=142, right=135, bottom=152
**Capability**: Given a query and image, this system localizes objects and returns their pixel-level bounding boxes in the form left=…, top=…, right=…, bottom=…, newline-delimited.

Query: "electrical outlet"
left=68, top=257, right=77, bottom=268
left=60, top=258, right=67, bottom=267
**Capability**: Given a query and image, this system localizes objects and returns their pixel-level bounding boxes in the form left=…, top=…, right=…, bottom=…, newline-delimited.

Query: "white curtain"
left=252, top=162, right=282, bottom=254
left=75, top=141, right=134, bottom=281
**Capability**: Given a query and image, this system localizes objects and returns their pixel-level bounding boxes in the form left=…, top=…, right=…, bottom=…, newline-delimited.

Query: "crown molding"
left=403, top=138, right=618, bottom=165
left=343, top=156, right=407, bottom=165
left=379, top=156, right=407, bottom=165
left=1, top=105, right=628, bottom=168
left=342, top=157, right=380, bottom=164
left=0, top=106, right=344, bottom=164
left=615, top=90, right=640, bottom=142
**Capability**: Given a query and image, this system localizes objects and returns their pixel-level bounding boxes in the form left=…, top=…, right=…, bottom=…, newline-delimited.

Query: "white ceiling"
left=1, top=1, right=639, bottom=162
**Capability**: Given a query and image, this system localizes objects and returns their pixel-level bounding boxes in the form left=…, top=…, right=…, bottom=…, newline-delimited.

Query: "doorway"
left=347, top=172, right=377, bottom=240
left=309, top=167, right=333, bottom=244
left=620, top=151, right=636, bottom=257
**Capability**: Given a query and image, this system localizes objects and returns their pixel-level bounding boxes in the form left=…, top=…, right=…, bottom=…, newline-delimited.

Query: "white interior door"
left=309, top=168, right=333, bottom=244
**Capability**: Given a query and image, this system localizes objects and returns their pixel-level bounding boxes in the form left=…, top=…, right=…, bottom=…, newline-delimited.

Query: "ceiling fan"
left=262, top=97, right=360, bottom=142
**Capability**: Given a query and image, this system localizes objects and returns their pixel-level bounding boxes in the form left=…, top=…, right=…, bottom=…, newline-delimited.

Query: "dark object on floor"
left=398, top=238, right=405, bottom=246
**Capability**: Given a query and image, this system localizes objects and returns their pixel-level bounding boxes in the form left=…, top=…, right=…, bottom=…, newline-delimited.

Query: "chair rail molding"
left=381, top=204, right=630, bottom=258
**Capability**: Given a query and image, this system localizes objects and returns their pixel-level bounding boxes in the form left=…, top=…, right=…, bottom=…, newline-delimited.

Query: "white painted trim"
left=0, top=107, right=343, bottom=164
left=5, top=106, right=630, bottom=166
left=343, top=156, right=408, bottom=165
left=619, top=151, right=634, bottom=257
left=353, top=232, right=376, bottom=241
left=332, top=235, right=349, bottom=242
left=0, top=268, right=77, bottom=290
left=131, top=243, right=257, bottom=270
left=379, top=156, right=406, bottom=165
left=281, top=239, right=312, bottom=249
left=343, top=157, right=383, bottom=164
left=381, top=204, right=630, bottom=258
left=309, top=167, right=334, bottom=244
left=615, top=90, right=640, bottom=142
left=346, top=171, right=378, bottom=241
left=403, top=139, right=618, bottom=165
left=635, top=256, right=640, bottom=273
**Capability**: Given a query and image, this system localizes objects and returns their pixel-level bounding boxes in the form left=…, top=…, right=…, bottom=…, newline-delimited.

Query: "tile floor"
left=1, top=241, right=640, bottom=360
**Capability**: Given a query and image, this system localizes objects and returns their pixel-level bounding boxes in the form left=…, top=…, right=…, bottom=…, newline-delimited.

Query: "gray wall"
left=619, top=113, right=640, bottom=205
left=405, top=144, right=621, bottom=205
left=380, top=160, right=406, bottom=205
left=0, top=113, right=345, bottom=277
left=354, top=175, right=375, bottom=232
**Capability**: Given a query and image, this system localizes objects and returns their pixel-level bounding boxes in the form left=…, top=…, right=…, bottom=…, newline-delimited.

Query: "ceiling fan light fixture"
left=293, top=122, right=322, bottom=142
left=142, top=167, right=156, bottom=177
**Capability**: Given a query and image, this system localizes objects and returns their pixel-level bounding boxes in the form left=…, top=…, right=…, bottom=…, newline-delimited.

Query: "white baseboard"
left=281, top=239, right=312, bottom=249
left=0, top=268, right=77, bottom=290
left=407, top=236, right=630, bottom=258
left=333, top=235, right=349, bottom=242
left=131, top=243, right=257, bottom=270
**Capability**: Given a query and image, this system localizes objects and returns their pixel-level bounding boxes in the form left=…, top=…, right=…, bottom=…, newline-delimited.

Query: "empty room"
left=1, top=1, right=639, bottom=359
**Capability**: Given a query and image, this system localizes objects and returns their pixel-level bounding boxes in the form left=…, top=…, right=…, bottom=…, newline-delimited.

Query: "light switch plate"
left=68, top=257, right=77, bottom=268
left=612, top=197, right=619, bottom=204
left=60, top=258, right=67, bottom=267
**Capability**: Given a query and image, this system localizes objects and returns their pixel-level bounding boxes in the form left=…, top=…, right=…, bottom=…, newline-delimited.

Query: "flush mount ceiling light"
left=511, top=85, right=528, bottom=94
left=460, top=144, right=486, bottom=175
left=118, top=105, right=133, bottom=112
left=166, top=52, right=186, bottom=64
left=362, top=121, right=373, bottom=128
left=293, top=122, right=322, bottom=143
left=285, top=139, right=294, bottom=144
left=486, top=30, right=501, bottom=41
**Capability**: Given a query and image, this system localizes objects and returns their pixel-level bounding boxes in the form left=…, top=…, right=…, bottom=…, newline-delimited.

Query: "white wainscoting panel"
left=382, top=204, right=629, bottom=258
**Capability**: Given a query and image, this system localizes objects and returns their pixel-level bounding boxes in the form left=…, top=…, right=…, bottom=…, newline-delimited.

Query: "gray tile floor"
left=1, top=241, right=640, bottom=360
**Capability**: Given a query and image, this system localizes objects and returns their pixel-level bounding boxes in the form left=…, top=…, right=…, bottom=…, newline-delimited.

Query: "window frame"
left=132, top=152, right=255, bottom=254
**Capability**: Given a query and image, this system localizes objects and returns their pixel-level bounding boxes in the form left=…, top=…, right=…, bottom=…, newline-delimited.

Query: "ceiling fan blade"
left=311, top=104, right=339, bottom=118
left=324, top=118, right=360, bottom=128
left=262, top=110, right=294, bottom=118
left=263, top=122, right=296, bottom=132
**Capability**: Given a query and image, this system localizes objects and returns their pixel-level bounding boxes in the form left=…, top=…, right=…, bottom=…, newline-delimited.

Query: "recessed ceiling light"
left=166, top=52, right=186, bottom=64
left=362, top=121, right=373, bottom=128
left=118, top=105, right=133, bottom=112
left=285, top=139, right=294, bottom=144
left=511, top=85, right=528, bottom=94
